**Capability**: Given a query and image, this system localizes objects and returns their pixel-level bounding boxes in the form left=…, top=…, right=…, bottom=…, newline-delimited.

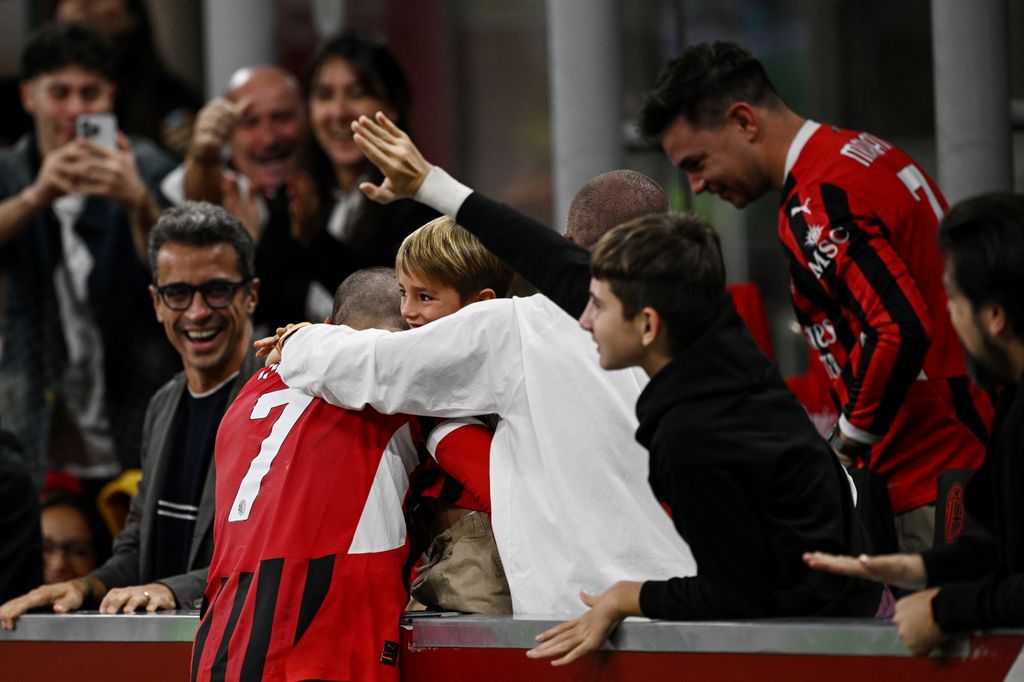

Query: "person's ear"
left=149, top=284, right=163, bottom=322
left=473, top=288, right=497, bottom=302
left=980, top=302, right=1008, bottom=338
left=636, top=306, right=662, bottom=348
left=18, top=80, right=35, bottom=115
left=725, top=102, right=759, bottom=140
left=246, top=277, right=260, bottom=314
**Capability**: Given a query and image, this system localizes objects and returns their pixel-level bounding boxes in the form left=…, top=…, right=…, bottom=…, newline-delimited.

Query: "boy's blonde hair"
left=396, top=216, right=514, bottom=300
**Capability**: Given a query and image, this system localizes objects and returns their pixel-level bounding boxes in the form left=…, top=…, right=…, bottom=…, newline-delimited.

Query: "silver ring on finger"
left=142, top=591, right=150, bottom=600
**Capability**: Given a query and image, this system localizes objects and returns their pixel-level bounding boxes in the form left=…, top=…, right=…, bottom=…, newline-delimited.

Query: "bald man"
left=181, top=66, right=304, bottom=206
left=161, top=66, right=329, bottom=330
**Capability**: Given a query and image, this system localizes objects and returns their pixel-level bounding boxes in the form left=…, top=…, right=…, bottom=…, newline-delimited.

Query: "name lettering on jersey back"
left=839, top=132, right=893, bottom=168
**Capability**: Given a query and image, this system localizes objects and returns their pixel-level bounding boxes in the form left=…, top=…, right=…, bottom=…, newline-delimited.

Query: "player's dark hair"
left=21, top=22, right=115, bottom=82
left=640, top=41, right=783, bottom=137
left=938, top=192, right=1024, bottom=339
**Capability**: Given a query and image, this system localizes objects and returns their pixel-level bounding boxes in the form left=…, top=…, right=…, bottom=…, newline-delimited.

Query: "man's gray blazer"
left=89, top=350, right=261, bottom=609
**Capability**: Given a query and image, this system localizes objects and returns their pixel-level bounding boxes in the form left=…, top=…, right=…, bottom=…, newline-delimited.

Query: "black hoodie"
left=636, top=299, right=881, bottom=619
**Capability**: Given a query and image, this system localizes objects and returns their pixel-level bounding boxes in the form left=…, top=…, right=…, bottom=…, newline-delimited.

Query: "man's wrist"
left=277, top=322, right=313, bottom=355
left=414, top=166, right=473, bottom=218
left=186, top=148, right=223, bottom=169
left=828, top=423, right=872, bottom=461
left=73, top=577, right=94, bottom=602
left=19, top=184, right=45, bottom=213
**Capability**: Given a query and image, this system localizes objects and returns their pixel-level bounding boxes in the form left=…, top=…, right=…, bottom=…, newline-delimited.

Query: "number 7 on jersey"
left=228, top=388, right=313, bottom=522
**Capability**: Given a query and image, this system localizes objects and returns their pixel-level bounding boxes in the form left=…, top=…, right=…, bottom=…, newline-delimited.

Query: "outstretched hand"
left=351, top=112, right=432, bottom=204
left=0, top=581, right=88, bottom=630
left=526, top=581, right=642, bottom=666
left=254, top=326, right=290, bottom=366
left=803, top=551, right=927, bottom=591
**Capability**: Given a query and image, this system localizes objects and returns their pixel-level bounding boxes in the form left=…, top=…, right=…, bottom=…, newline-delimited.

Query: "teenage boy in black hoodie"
left=528, top=212, right=882, bottom=666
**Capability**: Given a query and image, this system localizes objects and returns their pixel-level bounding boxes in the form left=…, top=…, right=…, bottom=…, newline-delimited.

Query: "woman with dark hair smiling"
left=301, top=31, right=436, bottom=316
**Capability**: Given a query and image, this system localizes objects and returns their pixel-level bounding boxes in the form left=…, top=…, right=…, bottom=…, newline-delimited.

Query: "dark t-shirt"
left=152, top=379, right=233, bottom=579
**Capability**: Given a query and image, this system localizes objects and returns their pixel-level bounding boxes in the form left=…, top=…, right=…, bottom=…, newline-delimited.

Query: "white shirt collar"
left=783, top=119, right=821, bottom=182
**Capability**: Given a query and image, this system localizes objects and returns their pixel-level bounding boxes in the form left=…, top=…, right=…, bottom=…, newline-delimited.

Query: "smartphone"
left=76, top=113, right=117, bottom=150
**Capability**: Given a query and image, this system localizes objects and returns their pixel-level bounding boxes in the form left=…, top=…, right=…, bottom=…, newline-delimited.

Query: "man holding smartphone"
left=0, top=22, right=178, bottom=487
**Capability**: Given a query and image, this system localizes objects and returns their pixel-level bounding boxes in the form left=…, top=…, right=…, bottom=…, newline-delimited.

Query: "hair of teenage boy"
left=329, top=266, right=407, bottom=331
left=590, top=212, right=726, bottom=355
left=396, top=216, right=515, bottom=300
left=565, top=170, right=669, bottom=250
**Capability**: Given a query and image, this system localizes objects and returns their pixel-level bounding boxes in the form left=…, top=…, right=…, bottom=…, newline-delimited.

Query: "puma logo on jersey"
left=790, top=198, right=812, bottom=217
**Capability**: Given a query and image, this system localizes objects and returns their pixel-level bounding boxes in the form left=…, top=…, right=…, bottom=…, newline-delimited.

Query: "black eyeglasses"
left=155, top=279, right=250, bottom=311
left=42, top=540, right=94, bottom=560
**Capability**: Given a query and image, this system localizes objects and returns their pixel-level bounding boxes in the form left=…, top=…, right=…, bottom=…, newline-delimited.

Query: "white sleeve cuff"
left=838, top=414, right=883, bottom=445
left=414, top=166, right=473, bottom=219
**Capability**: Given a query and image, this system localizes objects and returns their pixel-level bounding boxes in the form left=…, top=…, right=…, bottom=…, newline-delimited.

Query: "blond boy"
left=394, top=216, right=514, bottom=614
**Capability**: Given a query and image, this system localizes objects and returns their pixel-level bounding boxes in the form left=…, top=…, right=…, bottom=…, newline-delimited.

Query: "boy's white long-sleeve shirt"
left=278, top=293, right=696, bottom=616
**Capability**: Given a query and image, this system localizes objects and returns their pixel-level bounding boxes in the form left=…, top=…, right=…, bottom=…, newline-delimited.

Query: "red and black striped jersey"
left=191, top=366, right=491, bottom=681
left=779, top=123, right=988, bottom=512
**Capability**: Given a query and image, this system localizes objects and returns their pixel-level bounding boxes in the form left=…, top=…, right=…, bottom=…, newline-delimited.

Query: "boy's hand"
left=526, top=581, right=642, bottom=666
left=803, top=551, right=927, bottom=591
left=352, top=111, right=432, bottom=203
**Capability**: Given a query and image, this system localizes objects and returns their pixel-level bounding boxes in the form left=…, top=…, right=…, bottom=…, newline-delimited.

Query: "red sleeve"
left=417, top=417, right=493, bottom=513
left=783, top=183, right=931, bottom=441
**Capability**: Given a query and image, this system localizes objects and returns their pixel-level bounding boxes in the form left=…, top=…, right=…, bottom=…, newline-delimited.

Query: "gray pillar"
left=931, top=0, right=1013, bottom=204
left=202, top=0, right=276, bottom=97
left=546, top=0, right=622, bottom=232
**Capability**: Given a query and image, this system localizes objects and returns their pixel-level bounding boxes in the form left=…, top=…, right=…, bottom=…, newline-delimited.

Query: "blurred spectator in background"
left=40, top=491, right=108, bottom=584
left=166, top=64, right=319, bottom=332
left=299, top=31, right=436, bottom=321
left=0, top=22, right=178, bottom=489
left=55, top=0, right=201, bottom=158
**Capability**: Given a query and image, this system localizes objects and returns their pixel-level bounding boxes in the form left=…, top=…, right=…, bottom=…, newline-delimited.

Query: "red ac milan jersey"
left=191, top=366, right=491, bottom=681
left=779, top=123, right=989, bottom=512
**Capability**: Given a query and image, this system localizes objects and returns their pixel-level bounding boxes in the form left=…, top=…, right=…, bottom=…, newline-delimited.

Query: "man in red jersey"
left=638, top=41, right=991, bottom=553
left=191, top=267, right=492, bottom=682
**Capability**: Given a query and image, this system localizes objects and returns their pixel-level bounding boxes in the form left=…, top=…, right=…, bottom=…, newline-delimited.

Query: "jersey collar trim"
left=783, top=119, right=821, bottom=183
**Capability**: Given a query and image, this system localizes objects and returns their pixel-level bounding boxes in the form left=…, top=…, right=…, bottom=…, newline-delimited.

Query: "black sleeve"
left=639, top=461, right=776, bottom=619
left=0, top=436, right=42, bottom=602
left=930, top=571, right=1024, bottom=631
left=456, top=192, right=592, bottom=317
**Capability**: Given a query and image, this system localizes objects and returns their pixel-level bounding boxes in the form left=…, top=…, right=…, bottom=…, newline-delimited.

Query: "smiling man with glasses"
left=1, top=201, right=262, bottom=627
